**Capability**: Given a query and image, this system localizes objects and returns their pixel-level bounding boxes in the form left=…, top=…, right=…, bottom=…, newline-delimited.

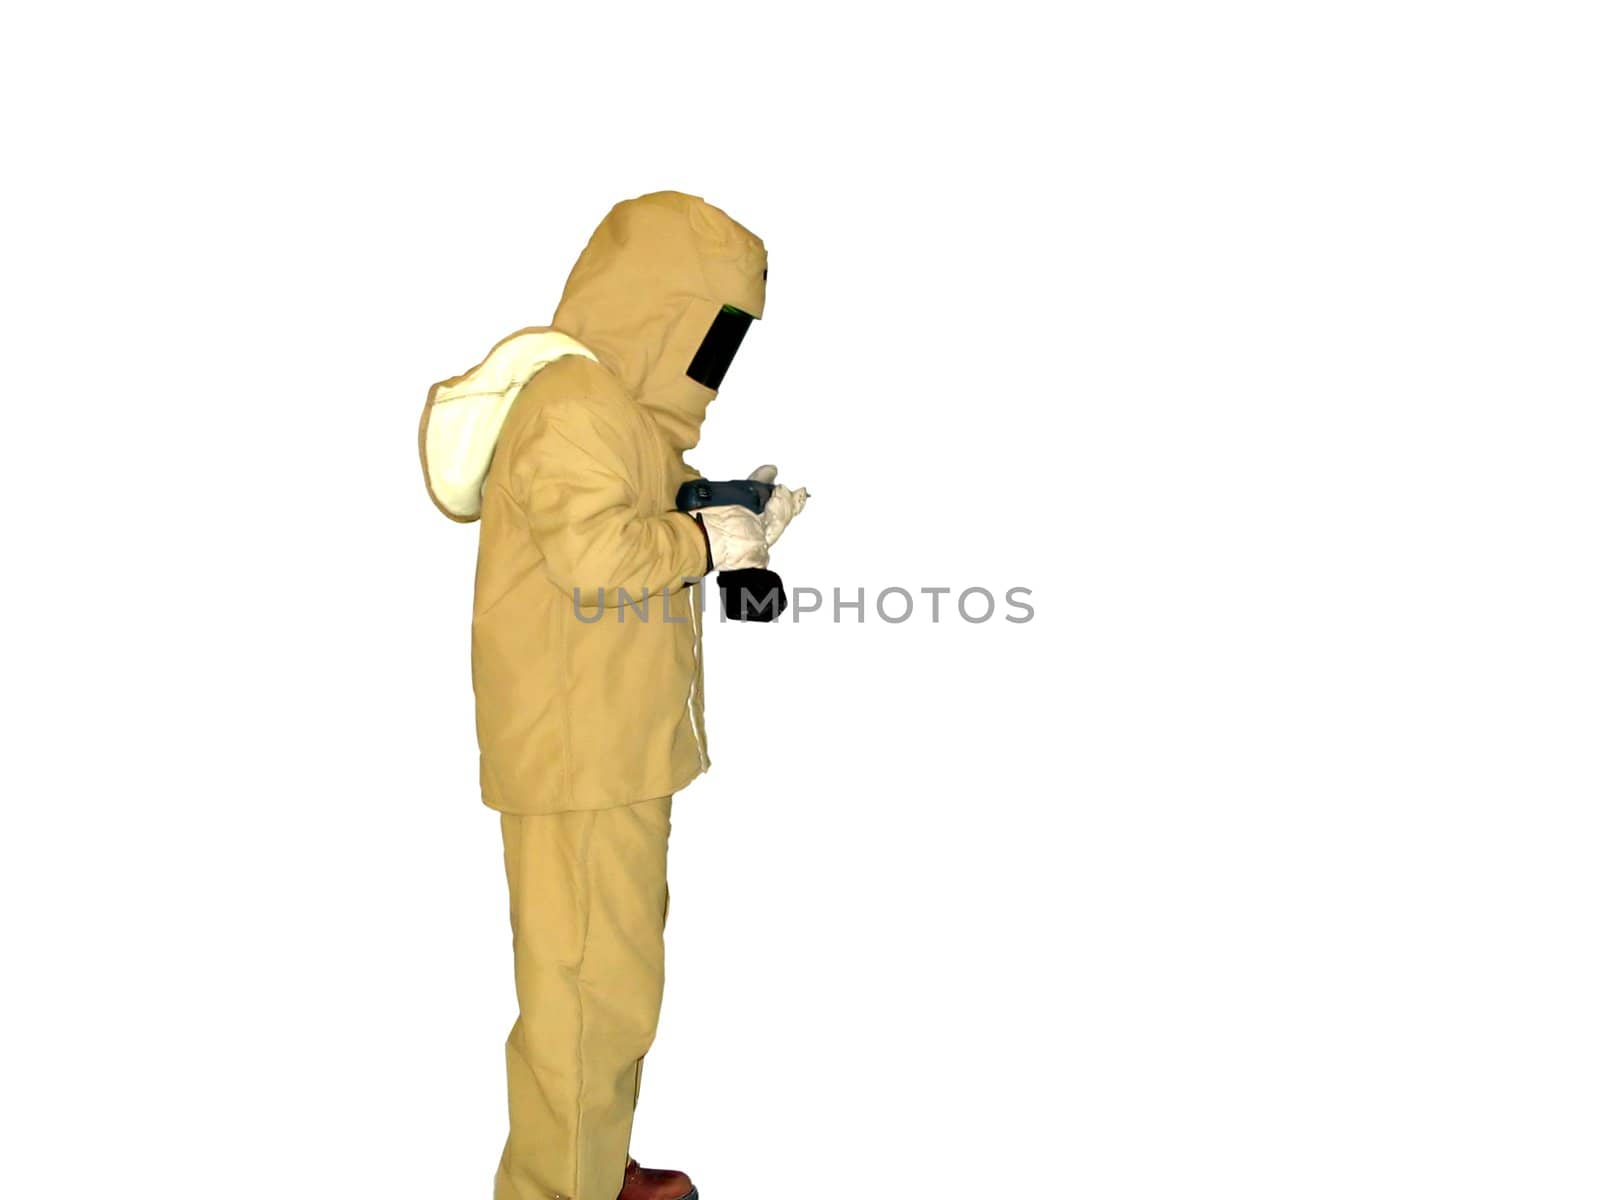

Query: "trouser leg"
left=494, top=796, right=672, bottom=1200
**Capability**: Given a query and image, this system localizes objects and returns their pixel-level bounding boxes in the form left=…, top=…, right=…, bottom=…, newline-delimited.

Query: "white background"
left=2, top=4, right=1597, bottom=1198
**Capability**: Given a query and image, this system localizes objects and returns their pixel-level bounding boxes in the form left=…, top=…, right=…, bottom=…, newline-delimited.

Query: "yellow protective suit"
left=422, top=190, right=767, bottom=818
left=420, top=192, right=767, bottom=1200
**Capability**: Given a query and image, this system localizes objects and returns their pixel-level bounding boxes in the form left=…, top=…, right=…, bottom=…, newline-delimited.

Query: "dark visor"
left=686, top=305, right=754, bottom=391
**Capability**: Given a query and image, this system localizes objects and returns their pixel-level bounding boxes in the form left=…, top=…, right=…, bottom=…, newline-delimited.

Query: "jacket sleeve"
left=518, top=398, right=710, bottom=608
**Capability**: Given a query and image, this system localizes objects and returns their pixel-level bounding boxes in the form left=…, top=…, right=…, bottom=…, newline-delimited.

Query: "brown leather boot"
left=617, top=1157, right=698, bottom=1200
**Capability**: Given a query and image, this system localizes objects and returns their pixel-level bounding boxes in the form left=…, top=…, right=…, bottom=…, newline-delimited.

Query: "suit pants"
left=494, top=795, right=673, bottom=1200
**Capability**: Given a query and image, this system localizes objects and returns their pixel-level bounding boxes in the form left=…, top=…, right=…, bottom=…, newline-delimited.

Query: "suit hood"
left=418, top=327, right=597, bottom=521
left=552, top=191, right=767, bottom=453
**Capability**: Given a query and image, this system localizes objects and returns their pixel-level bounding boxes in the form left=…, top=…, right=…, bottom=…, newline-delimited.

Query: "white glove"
left=697, top=504, right=769, bottom=571
left=748, top=464, right=809, bottom=548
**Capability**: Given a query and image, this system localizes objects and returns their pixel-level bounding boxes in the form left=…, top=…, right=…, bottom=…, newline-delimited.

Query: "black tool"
left=673, top=478, right=774, bottom=515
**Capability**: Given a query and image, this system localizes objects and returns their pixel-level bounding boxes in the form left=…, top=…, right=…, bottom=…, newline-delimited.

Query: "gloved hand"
left=695, top=504, right=769, bottom=571
left=747, top=464, right=808, bottom=548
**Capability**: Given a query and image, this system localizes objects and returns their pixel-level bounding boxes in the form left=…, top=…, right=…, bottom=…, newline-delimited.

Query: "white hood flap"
left=419, top=327, right=597, bottom=522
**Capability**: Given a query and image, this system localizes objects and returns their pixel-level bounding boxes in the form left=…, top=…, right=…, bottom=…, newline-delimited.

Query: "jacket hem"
left=479, top=760, right=709, bottom=817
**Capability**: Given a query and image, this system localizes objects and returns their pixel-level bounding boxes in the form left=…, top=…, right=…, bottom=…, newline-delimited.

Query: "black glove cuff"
left=717, top=568, right=787, bottom=622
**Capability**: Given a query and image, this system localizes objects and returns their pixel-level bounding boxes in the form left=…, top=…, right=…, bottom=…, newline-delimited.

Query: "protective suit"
left=420, top=191, right=769, bottom=1200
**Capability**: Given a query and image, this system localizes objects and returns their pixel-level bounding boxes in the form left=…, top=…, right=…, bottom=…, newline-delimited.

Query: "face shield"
left=685, top=303, right=756, bottom=391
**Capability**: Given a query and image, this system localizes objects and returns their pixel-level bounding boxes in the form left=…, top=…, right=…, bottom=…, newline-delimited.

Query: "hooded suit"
left=426, top=192, right=767, bottom=816
left=421, top=191, right=766, bottom=1200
